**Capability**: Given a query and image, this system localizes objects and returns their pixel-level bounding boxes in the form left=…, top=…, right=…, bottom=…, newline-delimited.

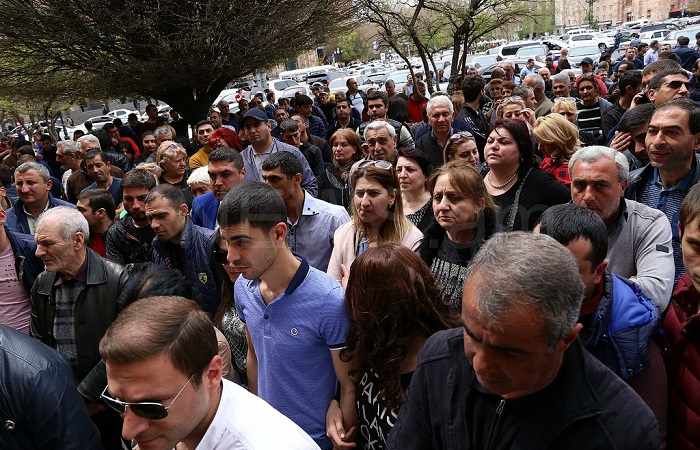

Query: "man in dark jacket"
left=147, top=184, right=219, bottom=316
left=0, top=210, right=44, bottom=333
left=0, top=325, right=102, bottom=450
left=453, top=76, right=489, bottom=160
left=672, top=36, right=699, bottom=71
left=31, top=206, right=128, bottom=449
left=5, top=162, right=74, bottom=235
left=105, top=169, right=156, bottom=265
left=325, top=96, right=361, bottom=143
left=388, top=232, right=660, bottom=450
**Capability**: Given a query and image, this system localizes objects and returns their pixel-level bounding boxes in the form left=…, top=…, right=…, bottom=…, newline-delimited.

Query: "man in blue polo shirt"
left=217, top=182, right=356, bottom=450
left=191, top=147, right=246, bottom=229
left=261, top=152, right=349, bottom=271
left=627, top=99, right=700, bottom=282
left=81, top=149, right=123, bottom=207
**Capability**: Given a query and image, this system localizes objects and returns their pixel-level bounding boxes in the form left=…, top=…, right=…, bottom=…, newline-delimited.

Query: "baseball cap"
left=581, top=57, right=594, bottom=65
left=241, top=108, right=269, bottom=126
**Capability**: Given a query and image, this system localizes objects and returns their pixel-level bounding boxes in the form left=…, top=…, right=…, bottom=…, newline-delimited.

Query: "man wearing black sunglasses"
left=647, top=68, right=690, bottom=107
left=100, top=296, right=320, bottom=450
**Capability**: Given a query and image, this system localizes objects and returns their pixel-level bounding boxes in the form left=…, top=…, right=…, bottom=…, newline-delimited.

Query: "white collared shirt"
left=195, top=379, right=320, bottom=450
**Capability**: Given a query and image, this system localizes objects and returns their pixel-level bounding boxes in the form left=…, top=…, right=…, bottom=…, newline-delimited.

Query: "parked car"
left=515, top=45, right=549, bottom=61
left=106, top=108, right=138, bottom=122
left=478, top=59, right=545, bottom=81
left=567, top=44, right=602, bottom=68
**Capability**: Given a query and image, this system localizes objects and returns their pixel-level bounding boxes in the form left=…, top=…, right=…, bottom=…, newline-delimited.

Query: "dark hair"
left=334, top=94, right=350, bottom=107
left=145, top=183, right=186, bottom=208
left=78, top=189, right=116, bottom=221
left=398, top=147, right=431, bottom=179
left=103, top=123, right=116, bottom=132
left=217, top=182, right=287, bottom=230
left=367, top=91, right=389, bottom=106
left=678, top=36, right=690, bottom=46
left=655, top=99, right=700, bottom=134
left=617, top=103, right=655, bottom=132
left=17, top=145, right=34, bottom=157
left=119, top=265, right=194, bottom=306
left=145, top=104, right=157, bottom=112
left=113, top=118, right=123, bottom=128
left=492, top=119, right=536, bottom=169
left=84, top=148, right=105, bottom=162
left=649, top=67, right=688, bottom=90
left=279, top=119, right=299, bottom=133
left=642, top=59, right=681, bottom=77
left=462, top=76, right=485, bottom=102
left=618, top=70, right=642, bottom=92
left=123, top=168, right=158, bottom=190
left=99, top=296, right=216, bottom=386
left=538, top=204, right=608, bottom=267
left=266, top=91, right=275, bottom=101
left=261, top=151, right=303, bottom=178
left=681, top=183, right=700, bottom=234
left=340, top=244, right=449, bottom=410
left=295, top=94, right=313, bottom=107
left=617, top=61, right=636, bottom=72
left=209, top=147, right=244, bottom=170
left=195, top=120, right=212, bottom=131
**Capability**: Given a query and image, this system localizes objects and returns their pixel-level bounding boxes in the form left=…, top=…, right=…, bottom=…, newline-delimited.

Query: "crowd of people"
left=0, top=34, right=699, bottom=450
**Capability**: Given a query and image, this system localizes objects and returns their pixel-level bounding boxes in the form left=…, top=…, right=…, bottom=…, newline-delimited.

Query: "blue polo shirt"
left=638, top=163, right=698, bottom=282
left=235, top=258, right=348, bottom=450
left=83, top=177, right=123, bottom=206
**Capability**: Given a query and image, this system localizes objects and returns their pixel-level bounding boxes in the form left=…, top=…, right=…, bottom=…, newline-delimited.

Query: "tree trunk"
left=448, top=30, right=463, bottom=94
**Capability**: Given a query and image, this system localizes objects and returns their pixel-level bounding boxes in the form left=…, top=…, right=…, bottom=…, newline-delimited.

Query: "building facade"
left=554, top=0, right=675, bottom=28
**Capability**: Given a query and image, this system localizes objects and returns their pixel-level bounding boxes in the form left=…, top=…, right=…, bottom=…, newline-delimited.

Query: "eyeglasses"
left=664, top=80, right=690, bottom=90
left=100, top=375, right=193, bottom=420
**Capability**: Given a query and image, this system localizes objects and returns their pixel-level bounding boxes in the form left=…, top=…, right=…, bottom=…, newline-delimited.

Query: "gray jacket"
left=606, top=199, right=674, bottom=312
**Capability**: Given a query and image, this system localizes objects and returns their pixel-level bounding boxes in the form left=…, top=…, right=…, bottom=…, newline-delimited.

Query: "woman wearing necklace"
left=484, top=119, right=569, bottom=231
left=397, top=148, right=434, bottom=233
left=318, top=129, right=363, bottom=211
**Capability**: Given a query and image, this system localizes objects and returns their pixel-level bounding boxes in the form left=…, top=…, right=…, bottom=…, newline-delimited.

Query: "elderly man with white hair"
left=415, top=95, right=455, bottom=169
left=569, top=146, right=674, bottom=312
left=31, top=206, right=128, bottom=447
left=524, top=73, right=553, bottom=117
left=5, top=162, right=74, bottom=235
left=363, top=120, right=399, bottom=163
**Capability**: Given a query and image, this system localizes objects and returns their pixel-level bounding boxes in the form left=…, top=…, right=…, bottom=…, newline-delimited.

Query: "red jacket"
left=407, top=95, right=428, bottom=123
left=663, top=274, right=700, bottom=450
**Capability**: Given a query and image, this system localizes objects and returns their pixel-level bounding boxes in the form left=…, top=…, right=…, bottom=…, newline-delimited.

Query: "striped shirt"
left=52, top=278, right=85, bottom=371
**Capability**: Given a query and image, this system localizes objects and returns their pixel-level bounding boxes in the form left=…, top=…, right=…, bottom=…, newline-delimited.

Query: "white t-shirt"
left=195, top=379, right=320, bottom=450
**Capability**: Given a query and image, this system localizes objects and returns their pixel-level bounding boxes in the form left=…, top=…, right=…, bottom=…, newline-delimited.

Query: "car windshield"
left=571, top=34, right=595, bottom=41
left=386, top=72, right=410, bottom=83
left=517, top=46, right=546, bottom=57
left=569, top=46, right=599, bottom=56
left=273, top=80, right=296, bottom=90
left=669, top=26, right=700, bottom=40
left=329, top=78, right=349, bottom=89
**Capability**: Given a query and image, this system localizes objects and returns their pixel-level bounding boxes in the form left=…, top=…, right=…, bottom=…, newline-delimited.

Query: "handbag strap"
left=505, top=168, right=533, bottom=232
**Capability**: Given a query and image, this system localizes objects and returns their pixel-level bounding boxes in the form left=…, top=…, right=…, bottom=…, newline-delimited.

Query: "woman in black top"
left=419, top=160, right=499, bottom=311
left=318, top=128, right=363, bottom=211
left=397, top=148, right=434, bottom=233
left=326, top=244, right=450, bottom=450
left=483, top=119, right=570, bottom=231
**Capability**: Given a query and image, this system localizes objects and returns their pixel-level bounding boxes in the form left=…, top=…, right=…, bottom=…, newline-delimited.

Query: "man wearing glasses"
left=647, top=68, right=691, bottom=107
left=100, top=296, right=320, bottom=450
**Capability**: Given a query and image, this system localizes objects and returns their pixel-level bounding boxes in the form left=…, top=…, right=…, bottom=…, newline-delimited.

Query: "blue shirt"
left=235, top=259, right=349, bottom=450
left=83, top=177, right=123, bottom=206
left=241, top=139, right=319, bottom=196
left=638, top=164, right=698, bottom=282
left=287, top=192, right=350, bottom=271
left=191, top=191, right=219, bottom=230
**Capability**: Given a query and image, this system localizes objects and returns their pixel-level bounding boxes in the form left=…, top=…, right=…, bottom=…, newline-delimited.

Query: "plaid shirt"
left=540, top=156, right=571, bottom=186
left=52, top=278, right=85, bottom=372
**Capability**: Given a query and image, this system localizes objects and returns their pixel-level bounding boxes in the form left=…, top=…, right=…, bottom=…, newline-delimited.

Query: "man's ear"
left=178, top=203, right=189, bottom=216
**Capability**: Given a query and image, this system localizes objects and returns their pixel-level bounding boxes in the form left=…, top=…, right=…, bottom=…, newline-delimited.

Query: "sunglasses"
left=664, top=80, right=690, bottom=90
left=100, top=375, right=192, bottom=420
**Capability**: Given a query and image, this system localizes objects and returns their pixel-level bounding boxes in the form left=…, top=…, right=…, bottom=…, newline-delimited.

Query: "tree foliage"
left=0, top=0, right=351, bottom=124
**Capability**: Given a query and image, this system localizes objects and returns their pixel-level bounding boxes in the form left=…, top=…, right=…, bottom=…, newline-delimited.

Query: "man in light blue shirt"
left=217, top=182, right=356, bottom=450
left=519, top=58, right=539, bottom=79
left=261, top=152, right=350, bottom=271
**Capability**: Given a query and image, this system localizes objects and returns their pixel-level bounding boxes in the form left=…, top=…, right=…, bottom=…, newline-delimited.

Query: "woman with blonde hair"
left=155, top=140, right=192, bottom=205
left=551, top=97, right=578, bottom=124
left=532, top=113, right=580, bottom=186
left=327, top=160, right=423, bottom=284
left=418, top=160, right=499, bottom=309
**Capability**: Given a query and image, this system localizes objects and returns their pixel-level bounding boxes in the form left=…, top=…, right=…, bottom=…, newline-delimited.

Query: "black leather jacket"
left=0, top=325, right=103, bottom=450
left=30, top=249, right=128, bottom=383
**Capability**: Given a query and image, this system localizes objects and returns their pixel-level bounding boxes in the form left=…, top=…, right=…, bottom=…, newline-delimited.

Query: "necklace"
left=487, top=170, right=518, bottom=190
